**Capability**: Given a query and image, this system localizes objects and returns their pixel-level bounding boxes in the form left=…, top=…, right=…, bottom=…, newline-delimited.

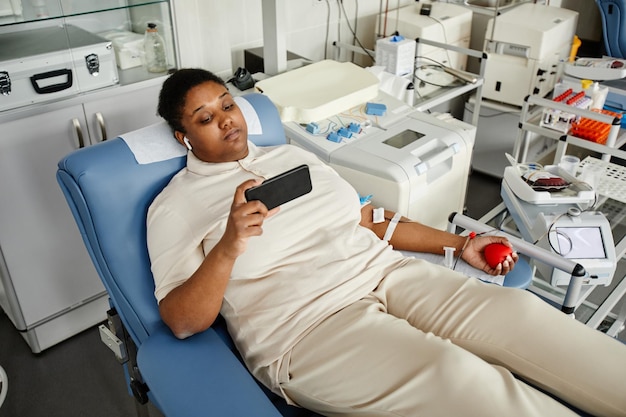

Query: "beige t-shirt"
left=147, top=142, right=405, bottom=390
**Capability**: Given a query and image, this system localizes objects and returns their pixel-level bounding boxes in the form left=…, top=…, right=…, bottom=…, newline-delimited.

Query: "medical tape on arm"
left=383, top=212, right=402, bottom=242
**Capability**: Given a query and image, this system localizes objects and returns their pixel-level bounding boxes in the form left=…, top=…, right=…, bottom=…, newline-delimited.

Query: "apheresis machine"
left=377, top=0, right=471, bottom=71
left=375, top=1, right=473, bottom=100
left=501, top=162, right=616, bottom=287
left=481, top=3, right=578, bottom=106
left=256, top=60, right=475, bottom=230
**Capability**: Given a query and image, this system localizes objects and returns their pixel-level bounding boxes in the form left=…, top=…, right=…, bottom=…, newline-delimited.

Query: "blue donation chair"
left=597, top=0, right=626, bottom=58
left=57, top=93, right=318, bottom=417
left=57, top=91, right=579, bottom=416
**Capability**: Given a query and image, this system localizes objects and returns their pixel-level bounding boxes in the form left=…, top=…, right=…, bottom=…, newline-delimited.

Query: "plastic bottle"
left=144, top=23, right=167, bottom=73
left=590, top=82, right=608, bottom=110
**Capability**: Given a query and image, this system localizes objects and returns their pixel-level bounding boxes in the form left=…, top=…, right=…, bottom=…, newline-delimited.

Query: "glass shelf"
left=0, top=0, right=176, bottom=112
left=0, top=0, right=168, bottom=27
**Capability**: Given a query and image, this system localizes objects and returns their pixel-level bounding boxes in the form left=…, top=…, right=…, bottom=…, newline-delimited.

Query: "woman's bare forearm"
left=360, top=205, right=465, bottom=254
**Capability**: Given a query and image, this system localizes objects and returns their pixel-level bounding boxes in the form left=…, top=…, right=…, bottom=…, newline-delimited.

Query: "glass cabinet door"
left=0, top=0, right=176, bottom=110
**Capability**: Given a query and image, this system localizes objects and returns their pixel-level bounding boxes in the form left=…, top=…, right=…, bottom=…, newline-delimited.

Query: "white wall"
left=173, top=0, right=604, bottom=79
left=174, top=0, right=414, bottom=78
left=172, top=0, right=235, bottom=78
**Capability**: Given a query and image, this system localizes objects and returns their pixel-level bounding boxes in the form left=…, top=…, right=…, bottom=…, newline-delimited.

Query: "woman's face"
left=175, top=81, right=249, bottom=163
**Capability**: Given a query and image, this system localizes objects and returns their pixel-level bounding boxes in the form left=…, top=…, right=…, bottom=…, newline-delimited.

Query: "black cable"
left=337, top=0, right=375, bottom=62
left=324, top=0, right=331, bottom=60
left=352, top=0, right=358, bottom=62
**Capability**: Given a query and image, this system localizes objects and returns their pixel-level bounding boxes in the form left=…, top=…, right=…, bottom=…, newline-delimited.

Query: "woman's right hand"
left=218, top=179, right=279, bottom=258
left=159, top=179, right=278, bottom=339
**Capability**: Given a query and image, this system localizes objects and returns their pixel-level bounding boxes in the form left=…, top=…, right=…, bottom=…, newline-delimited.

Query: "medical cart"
left=484, top=94, right=626, bottom=337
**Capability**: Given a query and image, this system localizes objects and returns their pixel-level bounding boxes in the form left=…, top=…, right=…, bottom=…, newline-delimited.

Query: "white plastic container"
left=375, top=35, right=416, bottom=77
left=99, top=30, right=145, bottom=70
left=590, top=82, right=609, bottom=110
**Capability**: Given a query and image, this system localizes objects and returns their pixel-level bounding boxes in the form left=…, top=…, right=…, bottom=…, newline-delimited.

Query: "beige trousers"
left=279, top=259, right=626, bottom=417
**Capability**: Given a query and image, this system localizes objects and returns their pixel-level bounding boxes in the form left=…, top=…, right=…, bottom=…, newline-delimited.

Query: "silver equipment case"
left=0, top=24, right=119, bottom=112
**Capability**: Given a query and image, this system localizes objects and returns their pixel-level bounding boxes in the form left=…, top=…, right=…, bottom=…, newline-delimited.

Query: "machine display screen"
left=383, top=130, right=425, bottom=149
left=555, top=227, right=606, bottom=259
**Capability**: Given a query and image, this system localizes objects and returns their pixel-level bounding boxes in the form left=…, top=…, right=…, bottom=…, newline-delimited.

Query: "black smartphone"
left=244, top=165, right=312, bottom=210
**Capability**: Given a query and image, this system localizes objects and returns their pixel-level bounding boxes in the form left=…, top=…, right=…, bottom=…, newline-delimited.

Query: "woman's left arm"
left=359, top=205, right=517, bottom=275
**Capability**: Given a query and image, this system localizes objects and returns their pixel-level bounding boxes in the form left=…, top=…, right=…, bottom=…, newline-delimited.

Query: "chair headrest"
left=119, top=93, right=286, bottom=165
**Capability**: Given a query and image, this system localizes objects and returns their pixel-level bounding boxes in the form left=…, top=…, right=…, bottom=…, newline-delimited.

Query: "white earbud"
left=183, top=136, right=192, bottom=150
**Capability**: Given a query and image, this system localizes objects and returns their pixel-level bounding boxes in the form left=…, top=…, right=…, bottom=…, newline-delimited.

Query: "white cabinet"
left=0, top=79, right=165, bottom=353
left=0, top=0, right=175, bottom=352
left=82, top=82, right=162, bottom=144
left=0, top=103, right=105, bottom=352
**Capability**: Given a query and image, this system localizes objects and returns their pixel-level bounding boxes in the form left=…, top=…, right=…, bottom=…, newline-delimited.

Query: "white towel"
left=120, top=96, right=263, bottom=164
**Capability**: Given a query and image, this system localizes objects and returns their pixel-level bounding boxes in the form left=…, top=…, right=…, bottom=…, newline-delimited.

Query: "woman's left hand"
left=461, top=235, right=518, bottom=276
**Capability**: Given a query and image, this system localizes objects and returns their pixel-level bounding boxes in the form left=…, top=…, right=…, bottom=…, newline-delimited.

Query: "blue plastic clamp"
left=359, top=194, right=373, bottom=205
left=306, top=122, right=320, bottom=134
left=348, top=122, right=361, bottom=133
left=365, top=102, right=386, bottom=116
left=327, top=132, right=341, bottom=143
left=337, top=127, right=353, bottom=138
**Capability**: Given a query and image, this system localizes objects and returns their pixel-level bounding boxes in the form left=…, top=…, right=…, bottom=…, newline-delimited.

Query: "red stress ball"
left=484, top=243, right=513, bottom=269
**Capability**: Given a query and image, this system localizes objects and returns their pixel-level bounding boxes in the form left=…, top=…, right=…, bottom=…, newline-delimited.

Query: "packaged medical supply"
left=99, top=30, right=145, bottom=70
left=375, top=35, right=416, bottom=77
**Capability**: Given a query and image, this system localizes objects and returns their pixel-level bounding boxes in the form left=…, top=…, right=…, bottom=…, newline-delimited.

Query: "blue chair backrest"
left=597, top=0, right=626, bottom=58
left=56, top=93, right=286, bottom=346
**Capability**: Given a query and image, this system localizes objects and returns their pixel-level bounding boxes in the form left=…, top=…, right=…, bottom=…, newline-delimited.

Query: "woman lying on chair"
left=147, top=68, right=626, bottom=417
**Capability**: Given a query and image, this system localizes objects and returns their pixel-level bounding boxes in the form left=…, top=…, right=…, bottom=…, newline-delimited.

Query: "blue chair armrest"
left=137, top=324, right=283, bottom=417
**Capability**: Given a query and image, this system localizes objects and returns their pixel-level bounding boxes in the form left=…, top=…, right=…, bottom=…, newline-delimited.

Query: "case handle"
left=30, top=69, right=73, bottom=94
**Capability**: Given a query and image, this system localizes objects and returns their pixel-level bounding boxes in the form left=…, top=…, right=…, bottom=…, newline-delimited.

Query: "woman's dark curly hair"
left=157, top=68, right=227, bottom=133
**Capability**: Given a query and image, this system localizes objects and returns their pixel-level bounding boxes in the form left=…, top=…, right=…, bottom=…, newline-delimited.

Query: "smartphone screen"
left=244, top=164, right=312, bottom=210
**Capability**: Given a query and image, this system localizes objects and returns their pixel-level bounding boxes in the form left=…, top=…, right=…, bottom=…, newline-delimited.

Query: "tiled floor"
left=0, top=310, right=154, bottom=417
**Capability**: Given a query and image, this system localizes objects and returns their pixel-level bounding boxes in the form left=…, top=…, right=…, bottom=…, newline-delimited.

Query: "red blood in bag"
left=484, top=243, right=513, bottom=269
